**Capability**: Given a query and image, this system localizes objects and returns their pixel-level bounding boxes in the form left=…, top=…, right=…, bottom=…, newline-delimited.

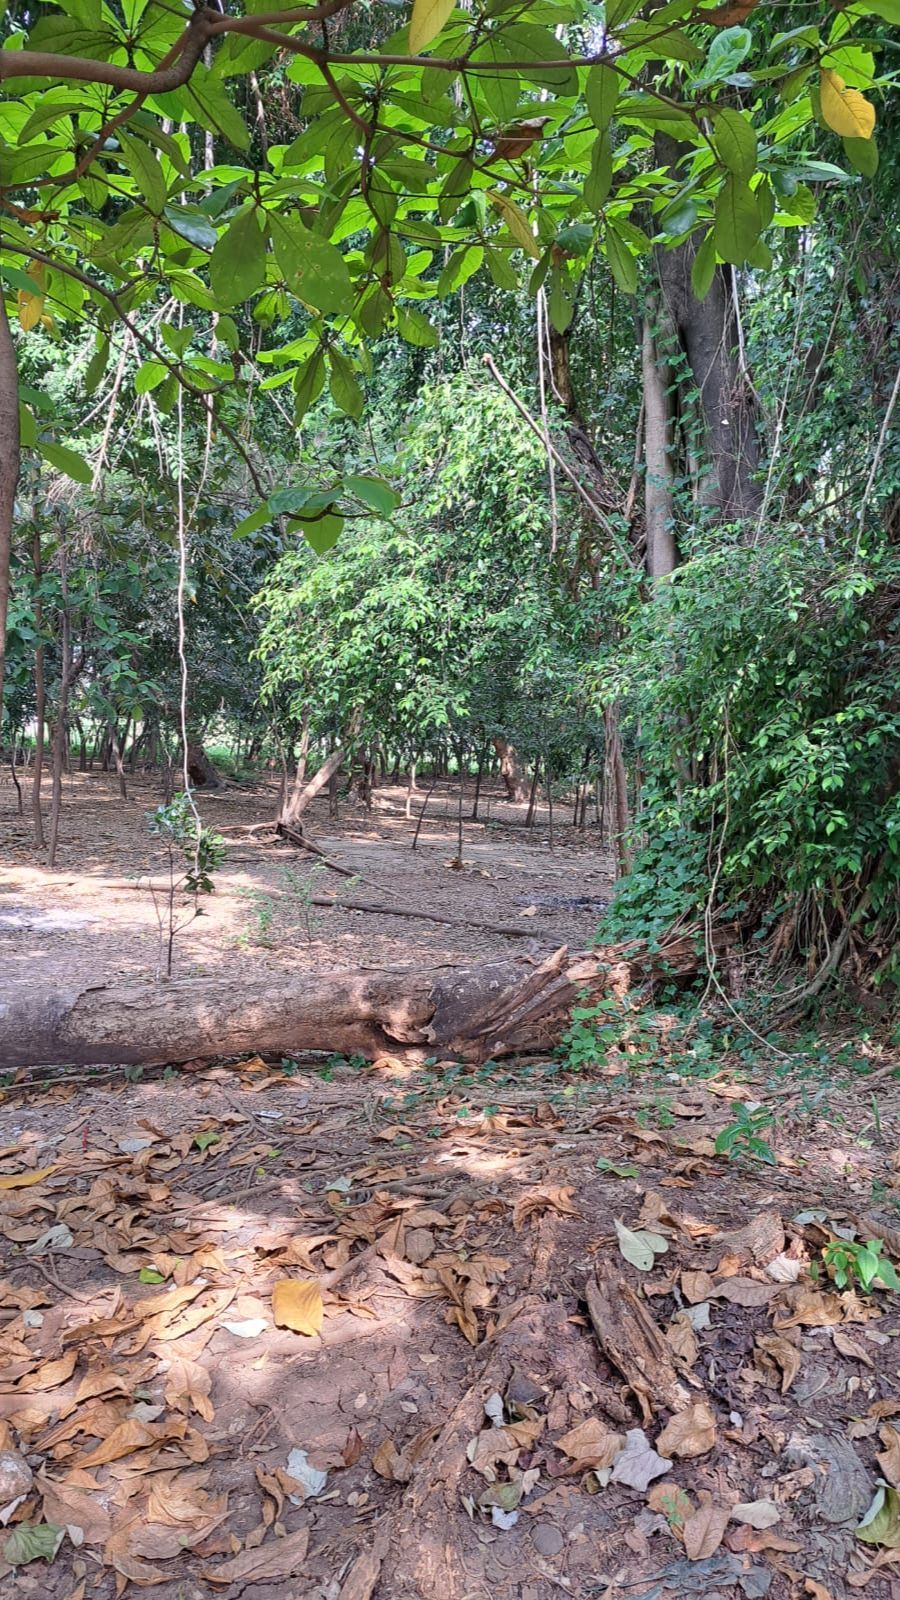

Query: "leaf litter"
left=0, top=1036, right=898, bottom=1599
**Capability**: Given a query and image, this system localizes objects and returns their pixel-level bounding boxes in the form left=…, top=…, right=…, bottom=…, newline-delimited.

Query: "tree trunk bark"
left=604, top=704, right=632, bottom=876
left=654, top=140, right=762, bottom=521
left=0, top=935, right=729, bottom=1070
left=280, top=741, right=347, bottom=825
left=0, top=293, right=19, bottom=734
left=641, top=295, right=679, bottom=579
left=31, top=525, right=46, bottom=849
left=185, top=742, right=225, bottom=789
left=493, top=737, right=528, bottom=803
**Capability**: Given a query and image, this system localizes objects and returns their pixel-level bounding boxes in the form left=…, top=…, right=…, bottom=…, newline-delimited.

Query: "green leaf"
left=118, top=131, right=167, bottom=213
left=134, top=360, right=168, bottom=394
left=329, top=347, right=364, bottom=420
left=488, top=191, right=540, bottom=259
left=138, top=1267, right=166, bottom=1284
left=409, top=0, right=455, bottom=54
left=19, top=403, right=36, bottom=448
left=714, top=176, right=762, bottom=264
left=584, top=130, right=613, bottom=211
left=586, top=63, right=619, bottom=130
left=614, top=1218, right=668, bottom=1272
left=857, top=1485, right=900, bottom=1548
left=548, top=267, right=573, bottom=333
left=3, top=1522, right=64, bottom=1566
left=193, top=1131, right=220, bottom=1152
left=605, top=223, right=638, bottom=294
left=395, top=305, right=439, bottom=347
left=690, top=230, right=717, bottom=302
left=38, top=443, right=92, bottom=484
left=232, top=503, right=271, bottom=540
left=269, top=214, right=354, bottom=315
left=345, top=474, right=400, bottom=515
left=185, top=65, right=251, bottom=152
left=209, top=206, right=267, bottom=307
left=713, top=108, right=757, bottom=181
left=162, top=205, right=218, bottom=250
left=843, top=134, right=878, bottom=176
left=294, top=350, right=327, bottom=422
left=606, top=0, right=641, bottom=27
left=300, top=512, right=344, bottom=554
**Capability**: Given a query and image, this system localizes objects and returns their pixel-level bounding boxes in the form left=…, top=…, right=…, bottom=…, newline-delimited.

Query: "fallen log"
left=0, top=928, right=734, bottom=1071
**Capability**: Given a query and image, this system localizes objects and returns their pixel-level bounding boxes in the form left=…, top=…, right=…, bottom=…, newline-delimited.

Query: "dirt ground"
left=0, top=770, right=613, bottom=1006
left=1, top=772, right=900, bottom=1600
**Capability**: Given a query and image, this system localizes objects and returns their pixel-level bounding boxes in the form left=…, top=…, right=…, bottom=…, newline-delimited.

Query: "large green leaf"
left=118, top=131, right=167, bottom=214
left=269, top=214, right=354, bottom=315
left=585, top=64, right=619, bottom=131
left=714, top=176, right=762, bottom=264
left=713, top=109, right=757, bottom=181
left=584, top=131, right=613, bottom=211
left=209, top=206, right=267, bottom=306
left=38, top=442, right=92, bottom=483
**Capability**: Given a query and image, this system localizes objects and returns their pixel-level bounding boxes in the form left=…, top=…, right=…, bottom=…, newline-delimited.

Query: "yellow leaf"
left=820, top=70, right=875, bottom=140
left=0, top=1164, right=56, bottom=1190
left=489, top=191, right=542, bottom=260
left=409, top=0, right=455, bottom=55
left=16, top=290, right=44, bottom=332
left=272, top=1278, right=323, bottom=1336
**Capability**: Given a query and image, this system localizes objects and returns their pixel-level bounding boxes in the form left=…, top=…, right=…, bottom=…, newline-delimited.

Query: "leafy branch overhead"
left=0, top=0, right=891, bottom=508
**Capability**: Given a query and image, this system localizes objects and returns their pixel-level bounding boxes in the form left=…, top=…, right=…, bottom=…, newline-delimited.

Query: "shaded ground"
left=2, top=772, right=900, bottom=1599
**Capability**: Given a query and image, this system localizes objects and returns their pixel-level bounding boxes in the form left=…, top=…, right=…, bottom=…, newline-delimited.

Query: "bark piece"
left=585, top=1259, right=694, bottom=1423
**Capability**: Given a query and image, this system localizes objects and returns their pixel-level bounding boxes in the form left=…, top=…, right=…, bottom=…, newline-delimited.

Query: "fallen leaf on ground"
left=372, top=1438, right=413, bottom=1483
left=648, top=1482, right=694, bottom=1535
left=877, top=1424, right=900, bottom=1488
left=656, top=1401, right=717, bottom=1460
left=555, top=1417, right=623, bottom=1471
left=272, top=1279, right=323, bottom=1336
left=203, top=1525, right=309, bottom=1584
left=834, top=1328, right=875, bottom=1368
left=730, top=1499, right=780, bottom=1529
left=858, top=1485, right=900, bottom=1549
left=755, top=1331, right=802, bottom=1393
left=285, top=1448, right=328, bottom=1500
left=0, top=1167, right=56, bottom=1191
left=710, top=1277, right=775, bottom=1307
left=338, top=1539, right=387, bottom=1600
left=665, top=1311, right=699, bottom=1366
left=513, top=1185, right=578, bottom=1230
left=610, top=1428, right=672, bottom=1491
left=615, top=1219, right=668, bottom=1272
left=683, top=1497, right=730, bottom=1561
left=3, top=1520, right=64, bottom=1565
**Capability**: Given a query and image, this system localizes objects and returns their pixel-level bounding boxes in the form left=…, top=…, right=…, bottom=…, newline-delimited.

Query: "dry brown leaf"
left=774, top=1285, right=844, bottom=1329
left=162, top=1354, right=214, bottom=1422
left=405, top=1228, right=435, bottom=1264
left=0, top=1166, right=56, bottom=1190
left=833, top=1328, right=875, bottom=1368
left=2, top=1349, right=78, bottom=1394
left=555, top=1417, right=623, bottom=1471
left=683, top=1497, right=730, bottom=1561
left=73, top=1416, right=187, bottom=1469
left=656, top=1401, right=717, bottom=1460
left=37, top=1473, right=113, bottom=1545
left=648, top=1481, right=694, bottom=1535
left=371, top=1438, right=413, bottom=1483
left=710, top=1277, right=775, bottom=1308
left=665, top=1311, right=699, bottom=1367
left=73, top=1368, right=131, bottom=1405
left=720, top=1210, right=784, bottom=1266
left=203, top=1525, right=310, bottom=1585
left=513, top=1185, right=578, bottom=1231
left=730, top=1499, right=779, bottom=1529
left=272, top=1279, right=323, bottom=1337
left=804, top=1580, right=834, bottom=1600
left=681, top=1270, right=715, bottom=1303
left=877, top=1424, right=900, bottom=1488
left=755, top=1332, right=802, bottom=1393
left=730, top=1525, right=802, bottom=1554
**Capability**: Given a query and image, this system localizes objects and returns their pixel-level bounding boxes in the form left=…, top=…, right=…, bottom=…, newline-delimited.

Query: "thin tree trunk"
left=604, top=704, right=631, bottom=876
left=641, top=295, right=679, bottom=579
left=48, top=609, right=73, bottom=868
left=109, top=720, right=128, bottom=799
left=9, top=743, right=22, bottom=814
left=31, top=525, right=46, bottom=849
left=0, top=293, right=19, bottom=734
left=493, top=737, right=529, bottom=803
left=525, top=759, right=541, bottom=829
left=281, top=742, right=347, bottom=825
left=282, top=707, right=311, bottom=820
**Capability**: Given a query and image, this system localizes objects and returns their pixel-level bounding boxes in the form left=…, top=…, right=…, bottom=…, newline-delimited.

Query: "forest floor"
left=1, top=773, right=899, bottom=1600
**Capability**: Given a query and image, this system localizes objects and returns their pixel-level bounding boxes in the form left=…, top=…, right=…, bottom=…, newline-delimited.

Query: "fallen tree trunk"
left=0, top=930, right=734, bottom=1071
